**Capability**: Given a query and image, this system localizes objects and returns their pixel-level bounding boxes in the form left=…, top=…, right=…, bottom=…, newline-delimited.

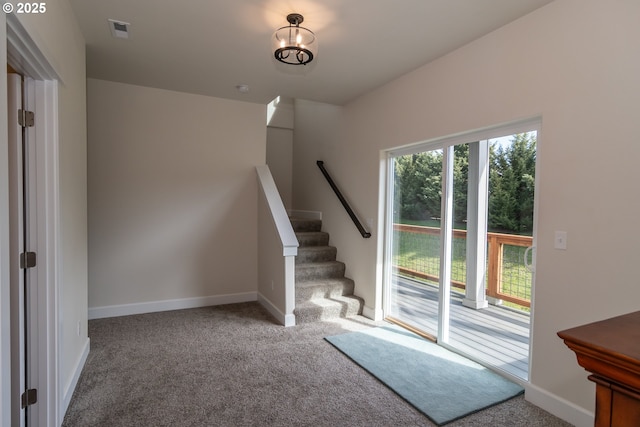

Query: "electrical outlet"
left=77, top=321, right=81, bottom=336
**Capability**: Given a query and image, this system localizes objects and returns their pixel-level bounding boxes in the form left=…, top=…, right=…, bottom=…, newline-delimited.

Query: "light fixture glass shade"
left=272, top=13, right=317, bottom=65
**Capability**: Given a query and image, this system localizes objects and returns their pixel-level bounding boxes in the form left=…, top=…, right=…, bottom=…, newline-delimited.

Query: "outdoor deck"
left=388, top=276, right=530, bottom=380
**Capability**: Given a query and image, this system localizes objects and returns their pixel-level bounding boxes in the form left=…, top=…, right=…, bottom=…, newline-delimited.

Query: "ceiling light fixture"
left=272, top=13, right=317, bottom=65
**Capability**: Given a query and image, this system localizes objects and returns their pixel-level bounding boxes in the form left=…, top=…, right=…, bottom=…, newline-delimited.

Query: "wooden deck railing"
left=393, top=224, right=533, bottom=308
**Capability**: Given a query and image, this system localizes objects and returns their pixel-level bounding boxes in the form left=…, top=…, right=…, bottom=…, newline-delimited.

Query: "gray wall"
left=292, top=1, right=640, bottom=424
left=87, top=79, right=266, bottom=312
left=266, top=127, right=293, bottom=209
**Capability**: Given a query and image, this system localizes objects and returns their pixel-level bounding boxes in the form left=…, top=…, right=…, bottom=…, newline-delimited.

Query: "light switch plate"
left=554, top=231, right=567, bottom=250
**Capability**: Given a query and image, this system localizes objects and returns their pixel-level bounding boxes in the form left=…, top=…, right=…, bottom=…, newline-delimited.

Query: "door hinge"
left=18, top=109, right=35, bottom=127
left=21, top=388, right=37, bottom=408
left=20, top=252, right=37, bottom=269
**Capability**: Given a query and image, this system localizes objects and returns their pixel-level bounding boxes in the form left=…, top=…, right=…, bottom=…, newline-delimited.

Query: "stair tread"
left=294, top=296, right=364, bottom=324
left=295, top=231, right=330, bottom=248
left=295, top=231, right=329, bottom=238
left=296, top=245, right=336, bottom=255
left=296, top=246, right=336, bottom=253
left=295, top=262, right=345, bottom=281
left=296, top=260, right=344, bottom=267
left=296, top=277, right=354, bottom=287
left=295, top=278, right=355, bottom=301
left=290, top=218, right=322, bottom=227
left=290, top=217, right=363, bottom=324
left=297, top=245, right=335, bottom=251
left=295, top=295, right=363, bottom=306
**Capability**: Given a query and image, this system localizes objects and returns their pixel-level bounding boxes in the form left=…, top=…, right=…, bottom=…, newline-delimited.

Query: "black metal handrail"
left=316, top=160, right=371, bottom=238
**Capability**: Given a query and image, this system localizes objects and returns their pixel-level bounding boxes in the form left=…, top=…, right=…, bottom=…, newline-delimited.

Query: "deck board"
left=388, top=277, right=530, bottom=380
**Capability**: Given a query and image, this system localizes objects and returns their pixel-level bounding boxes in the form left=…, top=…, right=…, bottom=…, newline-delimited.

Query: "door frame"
left=2, top=13, right=61, bottom=427
left=380, top=117, right=541, bottom=373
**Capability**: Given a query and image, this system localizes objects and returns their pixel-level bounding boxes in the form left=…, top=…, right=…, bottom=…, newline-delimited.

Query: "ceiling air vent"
left=108, top=19, right=131, bottom=39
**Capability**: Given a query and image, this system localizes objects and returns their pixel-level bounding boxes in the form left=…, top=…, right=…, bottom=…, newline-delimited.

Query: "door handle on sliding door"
left=524, top=246, right=535, bottom=273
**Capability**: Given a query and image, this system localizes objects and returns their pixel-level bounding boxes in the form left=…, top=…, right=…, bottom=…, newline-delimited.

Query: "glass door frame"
left=381, top=118, right=541, bottom=359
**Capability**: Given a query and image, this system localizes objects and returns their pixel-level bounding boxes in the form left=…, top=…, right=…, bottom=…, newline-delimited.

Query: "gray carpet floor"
left=62, top=302, right=572, bottom=426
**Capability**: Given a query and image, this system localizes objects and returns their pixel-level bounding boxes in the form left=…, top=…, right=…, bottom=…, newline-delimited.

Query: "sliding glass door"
left=383, top=121, right=539, bottom=380
left=387, top=147, right=443, bottom=338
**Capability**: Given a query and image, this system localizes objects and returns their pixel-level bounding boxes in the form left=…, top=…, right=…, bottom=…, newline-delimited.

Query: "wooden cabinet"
left=558, top=311, right=640, bottom=427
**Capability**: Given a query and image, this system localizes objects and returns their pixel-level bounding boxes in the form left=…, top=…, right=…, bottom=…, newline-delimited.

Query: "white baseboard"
left=61, top=337, right=90, bottom=420
left=525, top=383, right=594, bottom=427
left=88, top=292, right=257, bottom=320
left=362, top=305, right=384, bottom=321
left=257, top=293, right=295, bottom=326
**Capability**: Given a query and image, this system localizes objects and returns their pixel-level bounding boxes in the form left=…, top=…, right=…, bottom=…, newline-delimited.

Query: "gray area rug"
left=63, top=302, right=570, bottom=426
left=326, top=325, right=524, bottom=425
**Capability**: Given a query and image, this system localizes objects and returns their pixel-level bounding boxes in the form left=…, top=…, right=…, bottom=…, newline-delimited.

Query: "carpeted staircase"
left=291, top=217, right=364, bottom=324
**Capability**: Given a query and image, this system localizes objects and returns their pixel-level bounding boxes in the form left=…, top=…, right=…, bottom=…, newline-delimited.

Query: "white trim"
left=256, top=165, right=298, bottom=324
left=256, top=165, right=299, bottom=256
left=525, top=383, right=594, bottom=427
left=88, top=292, right=257, bottom=320
left=0, top=150, right=10, bottom=426
left=362, top=305, right=383, bottom=321
left=526, top=123, right=542, bottom=382
left=34, top=78, right=60, bottom=427
left=5, top=16, right=61, bottom=426
left=284, top=256, right=296, bottom=322
left=0, top=26, right=8, bottom=415
left=379, top=152, right=395, bottom=320
left=373, top=153, right=388, bottom=320
left=61, top=337, right=89, bottom=416
left=6, top=14, right=61, bottom=82
left=258, top=293, right=296, bottom=327
left=437, top=146, right=454, bottom=342
left=7, top=67, right=24, bottom=427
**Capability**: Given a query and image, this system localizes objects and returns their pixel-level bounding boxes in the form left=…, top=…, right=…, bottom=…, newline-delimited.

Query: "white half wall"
left=256, top=165, right=298, bottom=326
left=87, top=79, right=266, bottom=311
left=292, top=0, right=640, bottom=424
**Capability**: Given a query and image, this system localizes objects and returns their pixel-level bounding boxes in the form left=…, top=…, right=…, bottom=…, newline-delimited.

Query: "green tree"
left=394, top=133, right=536, bottom=235
left=452, top=144, right=469, bottom=225
left=488, top=133, right=536, bottom=234
left=394, top=147, right=468, bottom=224
left=394, top=151, right=442, bottom=221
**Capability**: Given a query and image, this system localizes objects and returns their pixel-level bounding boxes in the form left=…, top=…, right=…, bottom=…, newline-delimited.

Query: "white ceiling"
left=68, top=0, right=554, bottom=105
